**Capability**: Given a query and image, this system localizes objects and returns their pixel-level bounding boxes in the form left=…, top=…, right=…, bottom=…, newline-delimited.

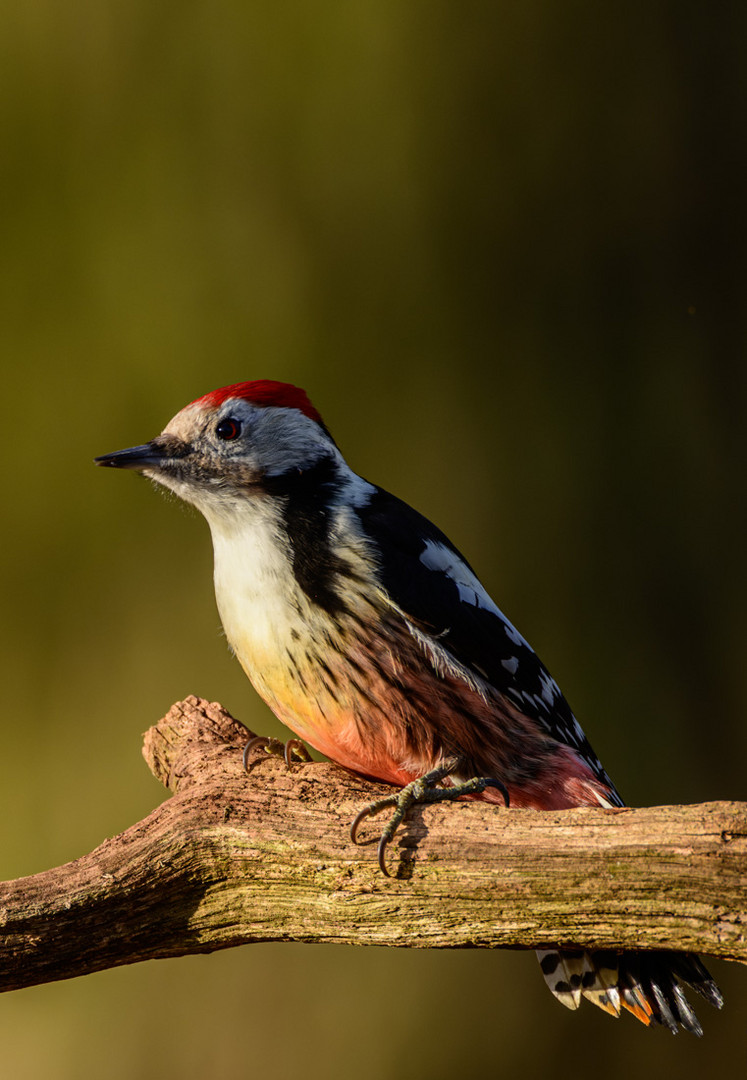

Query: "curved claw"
left=377, top=834, right=392, bottom=877
left=350, top=803, right=395, bottom=875
left=350, top=806, right=369, bottom=846
left=243, top=735, right=312, bottom=773
left=350, top=794, right=397, bottom=845
left=485, top=777, right=510, bottom=807
left=284, top=738, right=313, bottom=769
left=242, top=735, right=274, bottom=772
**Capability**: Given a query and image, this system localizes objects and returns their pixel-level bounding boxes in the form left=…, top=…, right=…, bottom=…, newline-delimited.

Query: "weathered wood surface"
left=0, top=696, right=744, bottom=992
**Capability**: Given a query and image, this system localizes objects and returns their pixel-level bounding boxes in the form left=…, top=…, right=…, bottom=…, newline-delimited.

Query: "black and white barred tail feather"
left=537, top=947, right=723, bottom=1035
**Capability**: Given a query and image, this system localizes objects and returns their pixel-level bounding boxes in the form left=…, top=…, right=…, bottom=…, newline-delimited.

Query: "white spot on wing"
left=539, top=671, right=559, bottom=705
left=420, top=541, right=522, bottom=622
left=418, top=541, right=537, bottom=658
left=419, top=541, right=492, bottom=607
left=504, top=621, right=529, bottom=648
left=571, top=717, right=586, bottom=743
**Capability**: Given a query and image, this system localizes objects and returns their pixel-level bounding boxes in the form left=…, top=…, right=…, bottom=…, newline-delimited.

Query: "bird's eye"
left=216, top=417, right=241, bottom=441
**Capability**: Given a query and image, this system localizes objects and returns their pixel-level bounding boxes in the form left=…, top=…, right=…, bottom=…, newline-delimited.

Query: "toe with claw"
left=350, top=765, right=509, bottom=876
left=242, top=735, right=313, bottom=773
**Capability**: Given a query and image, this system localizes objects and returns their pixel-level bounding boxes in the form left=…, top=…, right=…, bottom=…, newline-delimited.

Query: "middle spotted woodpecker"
left=96, top=379, right=723, bottom=1034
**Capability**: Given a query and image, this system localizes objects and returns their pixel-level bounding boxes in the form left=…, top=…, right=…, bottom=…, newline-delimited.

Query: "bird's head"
left=95, top=380, right=340, bottom=518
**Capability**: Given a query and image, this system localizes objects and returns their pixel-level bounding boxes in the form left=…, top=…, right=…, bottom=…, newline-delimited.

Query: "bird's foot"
left=242, top=735, right=313, bottom=773
left=350, top=765, right=509, bottom=876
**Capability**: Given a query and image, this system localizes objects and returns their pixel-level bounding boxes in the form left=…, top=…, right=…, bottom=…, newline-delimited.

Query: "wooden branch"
left=0, top=696, right=745, bottom=992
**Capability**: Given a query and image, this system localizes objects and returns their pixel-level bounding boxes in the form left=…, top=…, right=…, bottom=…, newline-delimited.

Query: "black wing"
left=355, top=485, right=619, bottom=797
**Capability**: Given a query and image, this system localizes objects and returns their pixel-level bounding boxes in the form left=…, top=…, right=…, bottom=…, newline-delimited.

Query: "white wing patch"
left=419, top=540, right=529, bottom=632
left=503, top=621, right=528, bottom=647
left=418, top=540, right=499, bottom=609
left=538, top=670, right=560, bottom=705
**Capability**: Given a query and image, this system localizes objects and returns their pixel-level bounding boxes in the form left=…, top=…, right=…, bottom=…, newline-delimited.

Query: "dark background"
left=0, top=3, right=745, bottom=1076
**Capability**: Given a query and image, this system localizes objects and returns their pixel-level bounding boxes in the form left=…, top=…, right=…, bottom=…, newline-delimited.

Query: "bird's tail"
left=537, top=948, right=723, bottom=1035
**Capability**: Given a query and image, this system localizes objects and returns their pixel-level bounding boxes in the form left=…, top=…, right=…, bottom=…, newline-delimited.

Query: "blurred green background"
left=1, top=2, right=745, bottom=1076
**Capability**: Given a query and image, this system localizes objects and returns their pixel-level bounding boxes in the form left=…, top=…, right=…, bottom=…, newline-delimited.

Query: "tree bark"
left=0, top=696, right=744, bottom=993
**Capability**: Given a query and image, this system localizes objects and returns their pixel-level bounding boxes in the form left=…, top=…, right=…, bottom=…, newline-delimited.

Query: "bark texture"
left=0, top=696, right=744, bottom=993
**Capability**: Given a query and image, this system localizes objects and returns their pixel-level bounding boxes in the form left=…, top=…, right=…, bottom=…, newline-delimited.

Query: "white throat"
left=206, top=498, right=307, bottom=667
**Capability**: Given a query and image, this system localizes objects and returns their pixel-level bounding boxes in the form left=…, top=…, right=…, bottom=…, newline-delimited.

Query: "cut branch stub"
left=142, top=695, right=257, bottom=792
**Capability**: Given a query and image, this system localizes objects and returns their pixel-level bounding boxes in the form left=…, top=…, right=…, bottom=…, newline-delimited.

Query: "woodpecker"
left=96, top=379, right=722, bottom=1034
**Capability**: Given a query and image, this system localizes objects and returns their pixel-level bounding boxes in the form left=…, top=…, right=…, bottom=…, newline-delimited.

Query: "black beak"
left=94, top=442, right=163, bottom=471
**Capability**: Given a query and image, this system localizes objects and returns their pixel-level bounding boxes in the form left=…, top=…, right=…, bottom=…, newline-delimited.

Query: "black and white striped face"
left=96, top=396, right=342, bottom=519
